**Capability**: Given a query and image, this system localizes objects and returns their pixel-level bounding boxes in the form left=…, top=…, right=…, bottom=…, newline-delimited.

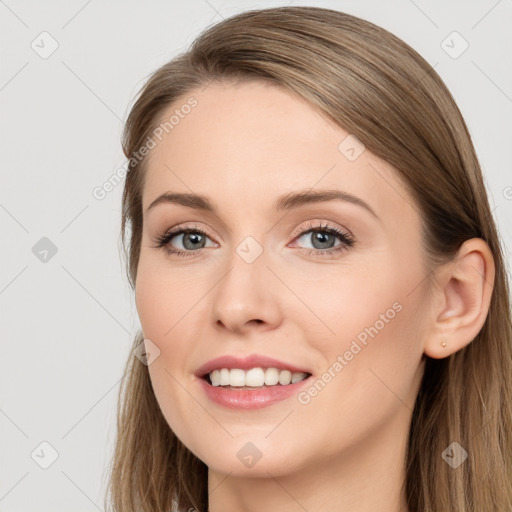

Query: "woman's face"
left=135, top=80, right=430, bottom=477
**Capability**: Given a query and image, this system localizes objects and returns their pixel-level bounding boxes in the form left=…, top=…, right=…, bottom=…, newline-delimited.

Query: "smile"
left=207, top=367, right=310, bottom=387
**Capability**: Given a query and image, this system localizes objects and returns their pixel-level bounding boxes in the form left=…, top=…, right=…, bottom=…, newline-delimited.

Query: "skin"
left=134, top=80, right=495, bottom=512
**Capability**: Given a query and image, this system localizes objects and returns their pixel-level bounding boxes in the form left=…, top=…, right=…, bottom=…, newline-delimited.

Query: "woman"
left=105, top=6, right=512, bottom=511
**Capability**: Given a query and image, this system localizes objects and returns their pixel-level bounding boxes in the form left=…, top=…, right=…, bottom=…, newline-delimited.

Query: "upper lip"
left=195, top=354, right=311, bottom=378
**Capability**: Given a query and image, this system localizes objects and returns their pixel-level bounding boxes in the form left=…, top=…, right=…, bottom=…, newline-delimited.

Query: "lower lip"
left=198, top=376, right=311, bottom=409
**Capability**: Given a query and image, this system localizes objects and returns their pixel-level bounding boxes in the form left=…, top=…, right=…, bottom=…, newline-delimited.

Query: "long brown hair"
left=105, top=6, right=512, bottom=511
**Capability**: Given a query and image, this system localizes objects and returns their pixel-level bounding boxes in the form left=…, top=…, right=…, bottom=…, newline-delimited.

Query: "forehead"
left=142, top=81, right=416, bottom=223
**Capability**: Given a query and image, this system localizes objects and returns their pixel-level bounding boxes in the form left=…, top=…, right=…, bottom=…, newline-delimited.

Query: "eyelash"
left=152, top=221, right=355, bottom=259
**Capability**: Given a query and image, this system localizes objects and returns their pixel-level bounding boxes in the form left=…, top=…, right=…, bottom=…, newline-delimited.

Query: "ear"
left=423, top=238, right=495, bottom=359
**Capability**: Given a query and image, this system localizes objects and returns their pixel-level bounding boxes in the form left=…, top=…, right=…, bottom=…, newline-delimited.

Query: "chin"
left=190, top=435, right=306, bottom=478
left=206, top=454, right=294, bottom=477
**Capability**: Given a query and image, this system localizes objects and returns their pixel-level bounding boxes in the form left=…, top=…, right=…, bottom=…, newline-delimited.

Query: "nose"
left=211, top=244, right=283, bottom=334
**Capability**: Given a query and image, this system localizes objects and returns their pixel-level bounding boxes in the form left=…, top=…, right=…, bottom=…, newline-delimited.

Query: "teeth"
left=291, top=372, right=306, bottom=384
left=264, top=367, right=279, bottom=385
left=245, top=367, right=265, bottom=387
left=219, top=368, right=230, bottom=386
left=278, top=370, right=292, bottom=385
left=208, top=367, right=308, bottom=387
left=229, top=369, right=245, bottom=387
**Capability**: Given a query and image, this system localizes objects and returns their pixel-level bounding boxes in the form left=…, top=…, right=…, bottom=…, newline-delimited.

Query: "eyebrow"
left=145, top=189, right=378, bottom=219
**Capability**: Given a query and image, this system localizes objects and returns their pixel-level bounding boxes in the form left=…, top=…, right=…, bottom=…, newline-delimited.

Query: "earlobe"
left=423, top=238, right=495, bottom=359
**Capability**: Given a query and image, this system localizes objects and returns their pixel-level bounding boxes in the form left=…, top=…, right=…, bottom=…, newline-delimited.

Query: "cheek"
left=300, top=252, right=424, bottom=382
left=326, top=285, right=425, bottom=421
left=135, top=261, right=204, bottom=450
left=134, top=255, right=205, bottom=383
left=135, top=272, right=166, bottom=339
left=134, top=253, right=185, bottom=339
left=288, top=260, right=396, bottom=353
left=296, top=294, right=423, bottom=459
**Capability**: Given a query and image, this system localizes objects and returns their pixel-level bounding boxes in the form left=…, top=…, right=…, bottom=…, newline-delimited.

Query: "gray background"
left=1, top=0, right=511, bottom=510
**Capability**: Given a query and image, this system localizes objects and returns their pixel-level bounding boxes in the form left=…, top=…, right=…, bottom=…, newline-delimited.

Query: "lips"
left=194, top=354, right=311, bottom=379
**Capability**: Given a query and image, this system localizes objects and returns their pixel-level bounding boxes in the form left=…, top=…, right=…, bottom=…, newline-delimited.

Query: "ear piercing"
left=441, top=337, right=447, bottom=348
